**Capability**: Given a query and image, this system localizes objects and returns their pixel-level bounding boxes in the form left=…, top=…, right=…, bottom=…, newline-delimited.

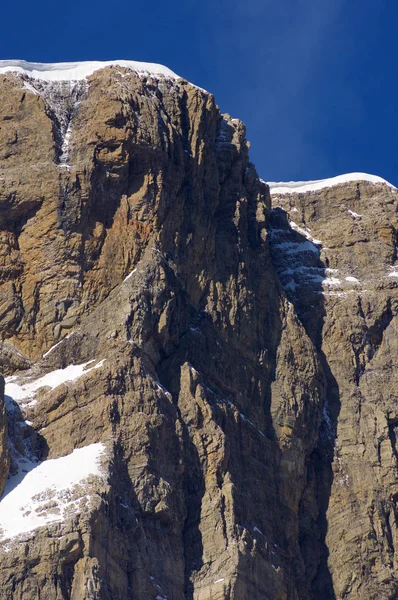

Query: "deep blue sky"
left=1, top=0, right=397, bottom=184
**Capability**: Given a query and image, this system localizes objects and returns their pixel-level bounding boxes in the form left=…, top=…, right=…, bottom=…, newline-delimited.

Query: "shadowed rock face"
left=0, top=377, right=9, bottom=497
left=0, top=66, right=396, bottom=600
left=271, top=182, right=398, bottom=599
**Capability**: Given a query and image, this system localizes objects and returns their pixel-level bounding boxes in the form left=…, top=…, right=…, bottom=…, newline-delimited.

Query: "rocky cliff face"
left=270, top=179, right=398, bottom=599
left=0, top=62, right=396, bottom=600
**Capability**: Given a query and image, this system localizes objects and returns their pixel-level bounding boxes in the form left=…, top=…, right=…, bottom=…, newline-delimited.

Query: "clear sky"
left=1, top=0, right=397, bottom=184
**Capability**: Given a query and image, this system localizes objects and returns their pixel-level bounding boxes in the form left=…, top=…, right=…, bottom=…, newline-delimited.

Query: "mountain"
left=0, top=60, right=397, bottom=600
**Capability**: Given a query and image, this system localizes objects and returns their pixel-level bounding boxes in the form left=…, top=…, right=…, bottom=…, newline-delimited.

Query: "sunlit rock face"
left=0, top=61, right=396, bottom=600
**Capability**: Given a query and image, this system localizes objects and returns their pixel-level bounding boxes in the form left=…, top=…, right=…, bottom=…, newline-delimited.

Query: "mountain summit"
left=0, top=61, right=397, bottom=600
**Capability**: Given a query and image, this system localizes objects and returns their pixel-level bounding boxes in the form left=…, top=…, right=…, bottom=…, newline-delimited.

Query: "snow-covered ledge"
left=0, top=59, right=180, bottom=82
left=266, top=172, right=396, bottom=195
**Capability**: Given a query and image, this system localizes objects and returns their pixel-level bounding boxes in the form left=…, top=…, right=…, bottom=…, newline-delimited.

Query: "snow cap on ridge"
left=0, top=59, right=181, bottom=82
left=267, top=172, right=396, bottom=195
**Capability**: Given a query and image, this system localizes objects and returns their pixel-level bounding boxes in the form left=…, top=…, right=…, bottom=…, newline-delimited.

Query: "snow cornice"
left=266, top=172, right=396, bottom=195
left=0, top=59, right=181, bottom=82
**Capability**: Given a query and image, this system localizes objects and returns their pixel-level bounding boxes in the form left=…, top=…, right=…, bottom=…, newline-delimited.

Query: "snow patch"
left=216, top=117, right=235, bottom=150
left=388, top=267, right=398, bottom=278
left=268, top=173, right=396, bottom=195
left=59, top=121, right=72, bottom=166
left=275, top=240, right=320, bottom=255
left=290, top=221, right=322, bottom=245
left=6, top=360, right=105, bottom=408
left=347, top=209, right=362, bottom=218
left=323, top=277, right=341, bottom=286
left=0, top=443, right=106, bottom=541
left=322, top=291, right=348, bottom=297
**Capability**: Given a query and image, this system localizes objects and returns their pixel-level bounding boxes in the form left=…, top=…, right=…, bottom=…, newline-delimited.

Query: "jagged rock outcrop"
left=0, top=62, right=396, bottom=600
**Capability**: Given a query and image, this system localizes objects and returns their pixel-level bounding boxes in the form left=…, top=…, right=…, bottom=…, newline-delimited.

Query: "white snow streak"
left=42, top=331, right=75, bottom=359
left=22, top=80, right=40, bottom=95
left=290, top=221, right=322, bottom=245
left=347, top=209, right=362, bottom=218
left=42, top=339, right=64, bottom=359
left=276, top=240, right=320, bottom=255
left=59, top=122, right=72, bottom=166
left=123, top=268, right=137, bottom=282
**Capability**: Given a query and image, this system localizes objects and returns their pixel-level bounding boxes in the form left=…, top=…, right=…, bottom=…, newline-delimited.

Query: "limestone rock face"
left=270, top=180, right=398, bottom=599
left=0, top=64, right=396, bottom=600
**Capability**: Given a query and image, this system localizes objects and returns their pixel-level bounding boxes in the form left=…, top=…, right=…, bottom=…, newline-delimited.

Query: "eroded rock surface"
left=270, top=180, right=398, bottom=599
left=0, top=64, right=396, bottom=600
